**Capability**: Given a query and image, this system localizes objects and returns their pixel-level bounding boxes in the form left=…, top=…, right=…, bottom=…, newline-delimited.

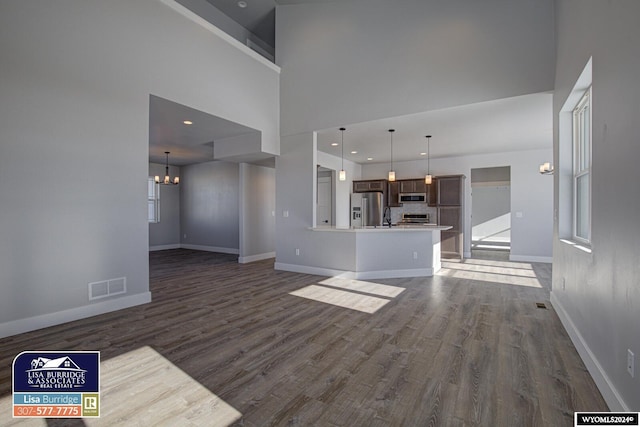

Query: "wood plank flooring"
left=0, top=249, right=607, bottom=426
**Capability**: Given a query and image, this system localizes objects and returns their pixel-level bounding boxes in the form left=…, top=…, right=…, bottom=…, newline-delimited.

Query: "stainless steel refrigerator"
left=351, top=192, right=384, bottom=227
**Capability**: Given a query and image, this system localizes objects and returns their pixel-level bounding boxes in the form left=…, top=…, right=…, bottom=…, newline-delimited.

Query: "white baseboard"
left=149, top=244, right=181, bottom=251
left=274, top=262, right=434, bottom=280
left=239, top=252, right=275, bottom=264
left=180, top=244, right=239, bottom=255
left=550, top=292, right=628, bottom=411
left=0, top=292, right=152, bottom=339
left=274, top=262, right=343, bottom=278
left=509, top=254, right=552, bottom=263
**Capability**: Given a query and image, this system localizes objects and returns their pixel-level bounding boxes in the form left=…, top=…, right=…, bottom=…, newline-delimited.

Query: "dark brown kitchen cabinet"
left=399, top=179, right=427, bottom=194
left=353, top=179, right=386, bottom=193
left=436, top=175, right=465, bottom=258
left=428, top=179, right=438, bottom=206
left=387, top=181, right=401, bottom=207
left=437, top=175, right=464, bottom=206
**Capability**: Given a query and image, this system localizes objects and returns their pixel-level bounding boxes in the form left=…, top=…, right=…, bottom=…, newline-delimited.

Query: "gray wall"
left=0, top=0, right=279, bottom=336
left=180, top=161, right=240, bottom=252
left=239, top=163, right=276, bottom=262
left=149, top=162, right=181, bottom=248
left=275, top=0, right=556, bottom=272
left=552, top=0, right=640, bottom=411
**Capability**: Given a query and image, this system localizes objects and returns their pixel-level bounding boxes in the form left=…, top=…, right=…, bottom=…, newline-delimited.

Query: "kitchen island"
left=275, top=225, right=451, bottom=280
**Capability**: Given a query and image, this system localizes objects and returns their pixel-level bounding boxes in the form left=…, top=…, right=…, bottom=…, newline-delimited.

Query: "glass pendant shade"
left=425, top=174, right=432, bottom=184
left=339, top=169, right=346, bottom=181
left=388, top=170, right=396, bottom=182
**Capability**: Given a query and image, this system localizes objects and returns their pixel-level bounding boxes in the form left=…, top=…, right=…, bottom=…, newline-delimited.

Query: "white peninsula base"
left=275, top=226, right=452, bottom=280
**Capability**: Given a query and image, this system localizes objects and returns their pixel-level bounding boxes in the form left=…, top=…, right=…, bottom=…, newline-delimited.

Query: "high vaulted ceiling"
left=149, top=2, right=552, bottom=168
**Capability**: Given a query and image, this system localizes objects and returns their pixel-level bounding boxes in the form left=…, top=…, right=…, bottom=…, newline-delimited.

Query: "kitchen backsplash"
left=389, top=204, right=438, bottom=224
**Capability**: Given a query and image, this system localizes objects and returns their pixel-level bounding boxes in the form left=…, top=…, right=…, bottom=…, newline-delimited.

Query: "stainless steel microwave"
left=399, top=193, right=427, bottom=203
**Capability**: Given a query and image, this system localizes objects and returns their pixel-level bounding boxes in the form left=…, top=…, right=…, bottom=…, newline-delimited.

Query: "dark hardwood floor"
left=0, top=249, right=607, bottom=426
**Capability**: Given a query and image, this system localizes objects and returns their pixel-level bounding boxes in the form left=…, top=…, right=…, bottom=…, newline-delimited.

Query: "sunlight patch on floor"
left=318, top=277, right=405, bottom=298
left=290, top=284, right=393, bottom=313
left=438, top=263, right=543, bottom=288
left=449, top=258, right=535, bottom=270
left=441, top=261, right=537, bottom=278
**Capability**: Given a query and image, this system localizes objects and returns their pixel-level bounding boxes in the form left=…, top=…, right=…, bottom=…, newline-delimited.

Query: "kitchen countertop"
left=310, top=224, right=452, bottom=232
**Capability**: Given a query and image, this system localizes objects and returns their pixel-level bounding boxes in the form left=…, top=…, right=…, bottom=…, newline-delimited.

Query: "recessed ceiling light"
left=237, top=1, right=247, bottom=8
left=367, top=157, right=373, bottom=161
left=420, top=152, right=427, bottom=156
left=331, top=142, right=339, bottom=146
left=183, top=120, right=193, bottom=125
left=351, top=151, right=357, bottom=154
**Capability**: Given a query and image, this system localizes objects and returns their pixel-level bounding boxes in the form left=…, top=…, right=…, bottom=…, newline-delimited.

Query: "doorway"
left=316, top=167, right=333, bottom=227
left=470, top=166, right=511, bottom=255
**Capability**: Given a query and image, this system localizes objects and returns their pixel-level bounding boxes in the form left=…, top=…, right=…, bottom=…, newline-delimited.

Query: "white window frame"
left=148, top=177, right=160, bottom=223
left=572, top=86, right=591, bottom=244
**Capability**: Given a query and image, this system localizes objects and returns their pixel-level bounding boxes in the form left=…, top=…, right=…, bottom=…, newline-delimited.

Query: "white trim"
left=550, top=292, right=628, bottom=412
left=0, top=292, right=152, bottom=339
left=238, top=252, right=275, bottom=264
left=274, top=262, right=435, bottom=280
left=509, top=254, right=552, bottom=263
left=158, top=0, right=280, bottom=73
left=275, top=262, right=346, bottom=278
left=181, top=244, right=239, bottom=254
left=354, top=268, right=434, bottom=280
left=149, top=244, right=181, bottom=251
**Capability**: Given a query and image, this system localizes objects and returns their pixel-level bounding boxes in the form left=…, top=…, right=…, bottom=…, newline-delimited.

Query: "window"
left=148, top=177, right=160, bottom=223
left=573, top=87, right=591, bottom=243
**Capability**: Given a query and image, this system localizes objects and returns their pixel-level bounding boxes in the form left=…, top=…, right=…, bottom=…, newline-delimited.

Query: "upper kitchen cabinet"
left=387, top=181, right=401, bottom=207
left=437, top=175, right=465, bottom=206
left=399, top=179, right=427, bottom=194
left=353, top=179, right=387, bottom=193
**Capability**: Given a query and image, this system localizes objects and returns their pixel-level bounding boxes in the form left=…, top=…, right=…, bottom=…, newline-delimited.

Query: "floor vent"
left=536, top=302, right=548, bottom=309
left=89, top=277, right=127, bottom=300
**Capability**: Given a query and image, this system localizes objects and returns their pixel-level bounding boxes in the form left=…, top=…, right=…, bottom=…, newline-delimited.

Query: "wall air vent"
left=89, top=277, right=127, bottom=300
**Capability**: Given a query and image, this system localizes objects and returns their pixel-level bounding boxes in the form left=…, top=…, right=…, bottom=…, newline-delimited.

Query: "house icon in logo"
left=29, top=356, right=83, bottom=371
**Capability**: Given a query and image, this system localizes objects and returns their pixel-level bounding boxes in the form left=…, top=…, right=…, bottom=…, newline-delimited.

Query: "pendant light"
left=155, top=151, right=179, bottom=185
left=388, top=129, right=396, bottom=182
left=338, top=127, right=346, bottom=181
left=425, top=135, right=432, bottom=184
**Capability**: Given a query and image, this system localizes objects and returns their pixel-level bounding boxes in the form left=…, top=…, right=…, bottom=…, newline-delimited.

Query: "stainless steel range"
left=397, top=213, right=431, bottom=225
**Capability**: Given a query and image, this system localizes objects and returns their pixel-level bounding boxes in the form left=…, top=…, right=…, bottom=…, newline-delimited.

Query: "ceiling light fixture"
left=183, top=120, right=193, bottom=125
left=425, top=135, right=432, bottom=184
left=237, top=1, right=247, bottom=8
left=388, top=129, right=396, bottom=182
left=339, top=127, right=346, bottom=181
left=539, top=162, right=554, bottom=175
left=155, top=151, right=180, bottom=185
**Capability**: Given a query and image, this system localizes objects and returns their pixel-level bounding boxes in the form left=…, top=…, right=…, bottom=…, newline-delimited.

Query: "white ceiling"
left=148, top=92, right=552, bottom=168
left=316, top=92, right=553, bottom=165
left=149, top=95, right=259, bottom=166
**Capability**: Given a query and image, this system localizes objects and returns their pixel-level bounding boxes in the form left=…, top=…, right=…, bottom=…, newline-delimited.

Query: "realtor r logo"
left=85, top=396, right=97, bottom=409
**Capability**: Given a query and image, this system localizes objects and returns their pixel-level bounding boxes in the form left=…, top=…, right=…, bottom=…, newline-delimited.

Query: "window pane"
left=581, top=103, right=590, bottom=170
left=576, top=174, right=590, bottom=240
left=148, top=201, right=156, bottom=222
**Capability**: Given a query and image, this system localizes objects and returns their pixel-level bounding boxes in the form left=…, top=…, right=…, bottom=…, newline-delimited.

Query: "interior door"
left=317, top=176, right=332, bottom=226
